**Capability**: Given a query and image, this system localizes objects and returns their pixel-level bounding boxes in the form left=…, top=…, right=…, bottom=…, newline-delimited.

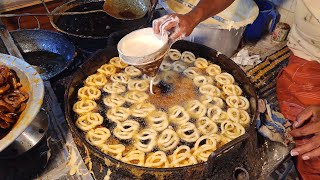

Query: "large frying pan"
left=49, top=0, right=155, bottom=53
left=10, top=29, right=76, bottom=80
left=65, top=41, right=259, bottom=179
left=0, top=54, right=44, bottom=152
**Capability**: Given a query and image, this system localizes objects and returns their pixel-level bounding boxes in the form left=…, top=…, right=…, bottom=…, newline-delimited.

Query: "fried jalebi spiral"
left=110, top=73, right=130, bottom=84
left=85, top=127, right=111, bottom=147
left=212, top=110, right=228, bottom=124
left=121, top=150, right=145, bottom=166
left=75, top=113, right=103, bottom=131
left=97, top=64, right=117, bottom=76
left=134, top=128, right=158, bottom=153
left=146, top=111, right=169, bottom=132
left=78, top=86, right=101, bottom=100
left=207, top=105, right=222, bottom=121
left=196, top=117, right=218, bottom=135
left=215, top=73, right=235, bottom=87
left=124, top=66, right=141, bottom=77
left=177, top=122, right=200, bottom=143
left=220, top=120, right=245, bottom=140
left=157, top=129, right=180, bottom=152
left=168, top=105, right=190, bottom=125
left=222, top=84, right=242, bottom=96
left=103, top=82, right=126, bottom=94
left=181, top=51, right=196, bottom=63
left=220, top=135, right=232, bottom=146
left=106, top=106, right=130, bottom=122
left=125, top=91, right=149, bottom=104
left=85, top=73, right=108, bottom=88
left=192, top=135, right=218, bottom=162
left=100, top=144, right=125, bottom=160
left=184, top=100, right=207, bottom=119
left=227, top=108, right=250, bottom=126
left=206, top=64, right=221, bottom=76
left=168, top=49, right=181, bottom=61
left=103, top=94, right=126, bottom=107
left=145, top=151, right=170, bottom=168
left=199, top=95, right=224, bottom=108
left=73, top=99, right=97, bottom=115
left=172, top=61, right=188, bottom=72
left=159, top=60, right=172, bottom=71
left=226, top=96, right=250, bottom=110
left=130, top=103, right=155, bottom=118
left=109, top=57, right=128, bottom=68
left=199, top=84, right=221, bottom=97
left=128, top=79, right=149, bottom=92
left=193, top=76, right=214, bottom=87
left=183, top=67, right=200, bottom=79
left=170, top=145, right=197, bottom=167
left=113, top=120, right=140, bottom=140
left=194, top=58, right=209, bottom=69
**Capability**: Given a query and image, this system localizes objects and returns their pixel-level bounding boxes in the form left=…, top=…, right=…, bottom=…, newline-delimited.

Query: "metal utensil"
left=103, top=0, right=151, bottom=20
left=173, top=0, right=226, bottom=23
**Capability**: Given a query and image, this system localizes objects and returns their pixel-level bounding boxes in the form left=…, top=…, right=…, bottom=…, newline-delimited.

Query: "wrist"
left=186, top=9, right=204, bottom=27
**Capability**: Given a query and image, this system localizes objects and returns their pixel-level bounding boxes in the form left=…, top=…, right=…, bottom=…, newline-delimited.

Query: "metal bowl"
left=0, top=54, right=44, bottom=152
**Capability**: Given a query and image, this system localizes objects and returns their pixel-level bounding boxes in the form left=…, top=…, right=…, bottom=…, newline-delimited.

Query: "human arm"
left=153, top=0, right=235, bottom=40
left=290, top=106, right=320, bottom=160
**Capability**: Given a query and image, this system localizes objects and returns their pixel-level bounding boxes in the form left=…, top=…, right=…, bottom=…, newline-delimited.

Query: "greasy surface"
left=64, top=41, right=259, bottom=179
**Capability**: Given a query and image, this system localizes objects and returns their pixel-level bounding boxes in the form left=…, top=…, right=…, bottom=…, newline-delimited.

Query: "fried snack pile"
left=0, top=65, right=29, bottom=133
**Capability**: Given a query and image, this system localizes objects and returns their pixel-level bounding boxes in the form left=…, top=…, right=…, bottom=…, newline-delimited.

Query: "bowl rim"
left=0, top=53, right=44, bottom=152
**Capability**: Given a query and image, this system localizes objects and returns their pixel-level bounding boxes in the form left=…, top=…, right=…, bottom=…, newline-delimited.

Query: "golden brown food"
left=0, top=65, right=29, bottom=139
left=73, top=50, right=251, bottom=168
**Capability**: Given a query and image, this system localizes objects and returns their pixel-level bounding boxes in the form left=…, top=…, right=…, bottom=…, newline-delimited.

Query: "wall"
left=269, top=0, right=296, bottom=26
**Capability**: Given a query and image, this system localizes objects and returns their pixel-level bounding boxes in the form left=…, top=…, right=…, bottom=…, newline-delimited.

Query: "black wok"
left=49, top=0, right=154, bottom=53
left=9, top=29, right=76, bottom=80
left=65, top=41, right=260, bottom=179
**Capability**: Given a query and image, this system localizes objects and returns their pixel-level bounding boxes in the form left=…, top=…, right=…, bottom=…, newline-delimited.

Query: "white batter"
left=120, top=30, right=166, bottom=57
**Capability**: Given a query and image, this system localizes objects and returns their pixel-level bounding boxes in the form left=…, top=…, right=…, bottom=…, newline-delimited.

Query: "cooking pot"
left=64, top=41, right=259, bottom=179
left=0, top=54, right=44, bottom=152
left=49, top=0, right=155, bottom=53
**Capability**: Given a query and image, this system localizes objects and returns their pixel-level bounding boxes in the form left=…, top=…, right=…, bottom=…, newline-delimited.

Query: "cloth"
left=256, top=99, right=292, bottom=145
left=277, top=54, right=320, bottom=180
left=287, top=0, right=320, bottom=62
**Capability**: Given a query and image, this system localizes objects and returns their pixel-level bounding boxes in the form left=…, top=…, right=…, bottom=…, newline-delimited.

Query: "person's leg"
left=277, top=54, right=320, bottom=179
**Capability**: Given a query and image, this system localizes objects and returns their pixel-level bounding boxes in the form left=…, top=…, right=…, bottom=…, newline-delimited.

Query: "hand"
left=290, top=106, right=320, bottom=160
left=152, top=14, right=198, bottom=41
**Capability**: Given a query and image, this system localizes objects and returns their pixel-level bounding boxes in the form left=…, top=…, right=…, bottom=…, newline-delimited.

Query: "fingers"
left=290, top=121, right=320, bottom=137
left=302, top=146, right=320, bottom=160
left=159, top=17, right=179, bottom=36
left=291, top=135, right=320, bottom=158
left=295, top=106, right=317, bottom=128
left=152, top=15, right=168, bottom=34
left=170, top=30, right=184, bottom=41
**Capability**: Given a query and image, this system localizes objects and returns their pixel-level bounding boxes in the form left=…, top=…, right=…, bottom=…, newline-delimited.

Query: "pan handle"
left=18, top=16, right=41, bottom=30
left=205, top=133, right=249, bottom=179
left=147, top=0, right=158, bottom=25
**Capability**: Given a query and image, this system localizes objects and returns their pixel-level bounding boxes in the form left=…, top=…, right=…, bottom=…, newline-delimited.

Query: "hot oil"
left=148, top=73, right=198, bottom=110
left=56, top=2, right=146, bottom=37
left=22, top=51, right=67, bottom=78
left=80, top=56, right=250, bottom=164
